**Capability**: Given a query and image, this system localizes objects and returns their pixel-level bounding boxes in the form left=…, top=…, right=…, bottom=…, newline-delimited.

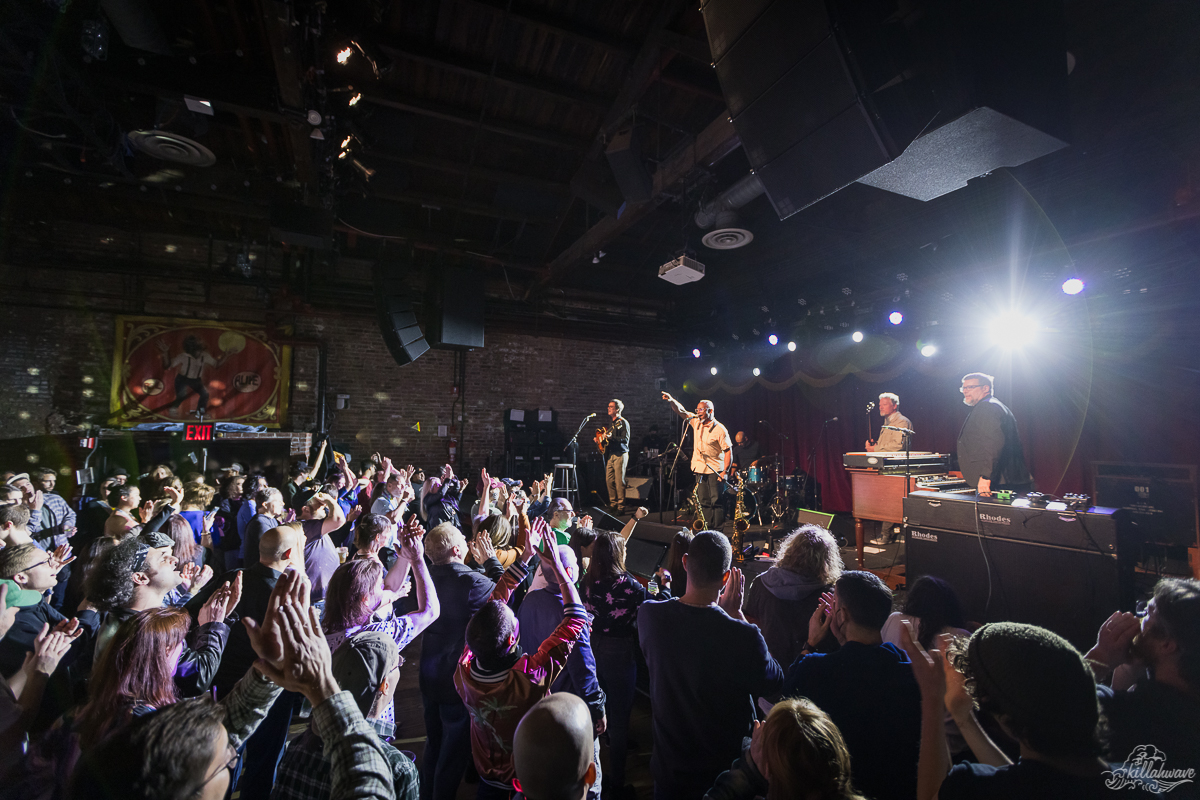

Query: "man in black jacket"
left=956, top=372, right=1033, bottom=496
left=420, top=522, right=505, bottom=800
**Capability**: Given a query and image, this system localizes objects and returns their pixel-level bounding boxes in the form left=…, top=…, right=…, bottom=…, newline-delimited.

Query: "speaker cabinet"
left=701, top=0, right=1068, bottom=217
left=1093, top=462, right=1199, bottom=549
left=604, top=127, right=653, bottom=205
left=429, top=267, right=485, bottom=350
left=905, top=524, right=1119, bottom=651
left=373, top=265, right=429, bottom=366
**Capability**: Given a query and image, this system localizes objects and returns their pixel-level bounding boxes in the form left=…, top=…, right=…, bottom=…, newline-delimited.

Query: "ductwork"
left=695, top=172, right=765, bottom=229
left=695, top=172, right=765, bottom=250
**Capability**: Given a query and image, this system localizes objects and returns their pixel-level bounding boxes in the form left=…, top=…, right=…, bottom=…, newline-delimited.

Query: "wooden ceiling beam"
left=366, top=149, right=568, bottom=193
left=376, top=39, right=613, bottom=111
left=361, top=90, right=589, bottom=151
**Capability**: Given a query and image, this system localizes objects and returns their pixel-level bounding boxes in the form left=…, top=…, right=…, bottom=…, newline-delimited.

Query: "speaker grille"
left=128, top=130, right=217, bottom=167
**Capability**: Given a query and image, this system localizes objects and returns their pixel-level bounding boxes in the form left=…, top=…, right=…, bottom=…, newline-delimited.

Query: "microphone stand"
left=666, top=417, right=691, bottom=524
left=865, top=402, right=876, bottom=449
left=562, top=414, right=594, bottom=507
left=804, top=419, right=833, bottom=512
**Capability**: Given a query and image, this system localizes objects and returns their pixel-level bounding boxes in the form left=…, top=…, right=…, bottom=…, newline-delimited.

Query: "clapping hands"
left=806, top=590, right=836, bottom=648
left=468, top=530, right=497, bottom=564
left=245, top=568, right=340, bottom=706
left=198, top=572, right=243, bottom=626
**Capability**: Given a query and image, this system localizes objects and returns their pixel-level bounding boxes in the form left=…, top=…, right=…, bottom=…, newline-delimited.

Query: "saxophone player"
left=662, top=393, right=733, bottom=530
left=604, top=399, right=632, bottom=513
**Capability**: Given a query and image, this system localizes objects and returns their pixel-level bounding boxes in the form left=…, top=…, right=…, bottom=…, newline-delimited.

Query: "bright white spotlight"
left=348, top=92, right=362, bottom=107
left=921, top=344, right=937, bottom=357
left=1062, top=278, right=1084, bottom=295
left=710, top=366, right=718, bottom=376
left=767, top=334, right=778, bottom=346
left=692, top=348, right=701, bottom=358
left=336, top=47, right=353, bottom=65
left=752, top=367, right=761, bottom=376
left=852, top=331, right=864, bottom=343
left=889, top=311, right=903, bottom=325
left=787, top=341, right=796, bottom=351
left=988, top=311, right=1038, bottom=349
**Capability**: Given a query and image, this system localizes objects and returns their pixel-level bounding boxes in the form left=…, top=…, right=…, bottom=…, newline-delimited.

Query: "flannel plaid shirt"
left=269, top=693, right=404, bottom=800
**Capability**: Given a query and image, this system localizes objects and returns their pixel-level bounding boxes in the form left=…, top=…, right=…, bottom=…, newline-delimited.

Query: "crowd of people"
left=0, top=453, right=1195, bottom=800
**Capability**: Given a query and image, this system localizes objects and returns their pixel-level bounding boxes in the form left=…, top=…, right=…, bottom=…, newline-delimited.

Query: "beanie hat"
left=331, top=631, right=400, bottom=717
left=966, top=622, right=1099, bottom=752
left=138, top=530, right=175, bottom=551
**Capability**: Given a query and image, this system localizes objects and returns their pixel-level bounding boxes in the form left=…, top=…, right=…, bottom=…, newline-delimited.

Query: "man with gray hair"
left=662, top=392, right=733, bottom=530
left=956, top=372, right=1032, bottom=496
left=865, top=392, right=913, bottom=452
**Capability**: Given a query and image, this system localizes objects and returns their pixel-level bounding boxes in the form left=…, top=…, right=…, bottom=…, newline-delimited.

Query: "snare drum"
left=746, top=465, right=763, bottom=485
left=780, top=476, right=799, bottom=493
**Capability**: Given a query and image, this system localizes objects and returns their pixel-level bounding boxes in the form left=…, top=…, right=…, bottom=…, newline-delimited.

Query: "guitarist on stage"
left=598, top=399, right=632, bottom=513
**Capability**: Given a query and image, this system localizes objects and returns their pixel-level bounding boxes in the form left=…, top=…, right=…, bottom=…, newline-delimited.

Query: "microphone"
left=866, top=402, right=876, bottom=411
left=825, top=416, right=839, bottom=424
left=882, top=425, right=914, bottom=434
left=758, top=419, right=770, bottom=424
left=584, top=412, right=596, bottom=420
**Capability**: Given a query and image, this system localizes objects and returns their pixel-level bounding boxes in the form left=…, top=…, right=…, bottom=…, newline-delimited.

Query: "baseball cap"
left=5, top=473, right=30, bottom=486
left=1, top=578, right=43, bottom=609
left=331, top=631, right=400, bottom=717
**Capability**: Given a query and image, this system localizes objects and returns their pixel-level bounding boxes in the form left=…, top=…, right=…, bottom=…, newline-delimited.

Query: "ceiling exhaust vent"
left=128, top=130, right=216, bottom=167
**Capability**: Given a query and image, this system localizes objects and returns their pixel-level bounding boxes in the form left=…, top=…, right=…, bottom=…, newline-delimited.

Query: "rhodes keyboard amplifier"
left=903, top=491, right=1128, bottom=650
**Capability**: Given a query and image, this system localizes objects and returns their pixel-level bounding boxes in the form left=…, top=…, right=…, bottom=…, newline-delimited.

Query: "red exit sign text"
left=185, top=423, right=214, bottom=441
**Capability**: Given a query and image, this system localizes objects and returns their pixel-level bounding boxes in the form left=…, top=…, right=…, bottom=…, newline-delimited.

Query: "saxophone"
left=690, top=480, right=707, bottom=532
left=732, top=471, right=748, bottom=562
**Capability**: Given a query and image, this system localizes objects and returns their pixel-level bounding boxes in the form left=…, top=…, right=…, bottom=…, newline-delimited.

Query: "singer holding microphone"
left=864, top=392, right=913, bottom=452
left=662, top=393, right=733, bottom=530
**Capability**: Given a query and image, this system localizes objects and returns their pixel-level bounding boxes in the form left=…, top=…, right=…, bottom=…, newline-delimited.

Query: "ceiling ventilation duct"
left=100, top=0, right=171, bottom=56
left=695, top=172, right=764, bottom=249
left=128, top=131, right=217, bottom=167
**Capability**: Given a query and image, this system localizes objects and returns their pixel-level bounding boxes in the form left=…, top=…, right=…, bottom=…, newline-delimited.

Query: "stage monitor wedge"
left=373, top=264, right=430, bottom=366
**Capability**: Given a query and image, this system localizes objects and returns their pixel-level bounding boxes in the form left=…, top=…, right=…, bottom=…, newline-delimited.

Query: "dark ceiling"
left=2, top=0, right=1198, bottom=349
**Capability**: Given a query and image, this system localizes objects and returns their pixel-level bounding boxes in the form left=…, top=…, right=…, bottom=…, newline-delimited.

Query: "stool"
left=552, top=463, right=579, bottom=508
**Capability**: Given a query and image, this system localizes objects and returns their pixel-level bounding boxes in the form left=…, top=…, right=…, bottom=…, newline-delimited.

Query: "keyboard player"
left=865, top=392, right=913, bottom=452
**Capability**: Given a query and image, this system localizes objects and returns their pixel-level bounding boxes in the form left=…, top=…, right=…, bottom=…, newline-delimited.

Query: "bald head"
left=258, top=524, right=297, bottom=567
left=514, top=694, right=595, bottom=800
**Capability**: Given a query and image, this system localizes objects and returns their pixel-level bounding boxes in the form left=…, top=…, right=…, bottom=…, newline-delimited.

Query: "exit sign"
left=185, top=423, right=214, bottom=441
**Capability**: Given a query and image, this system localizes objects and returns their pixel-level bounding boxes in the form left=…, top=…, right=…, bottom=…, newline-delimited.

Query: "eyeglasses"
left=24, top=560, right=51, bottom=572
left=959, top=385, right=983, bottom=393
left=194, top=740, right=241, bottom=796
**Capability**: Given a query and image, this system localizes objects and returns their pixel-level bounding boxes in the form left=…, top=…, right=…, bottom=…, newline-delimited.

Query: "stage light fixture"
left=1062, top=278, right=1084, bottom=295
left=988, top=311, right=1038, bottom=349
left=692, top=348, right=701, bottom=358
left=348, top=92, right=362, bottom=107
left=767, top=334, right=778, bottom=345
left=787, top=341, right=796, bottom=351
left=752, top=367, right=761, bottom=376
left=336, top=47, right=353, bottom=64
left=889, top=312, right=903, bottom=325
left=921, top=344, right=937, bottom=357
left=710, top=366, right=718, bottom=375
left=852, top=331, right=864, bottom=343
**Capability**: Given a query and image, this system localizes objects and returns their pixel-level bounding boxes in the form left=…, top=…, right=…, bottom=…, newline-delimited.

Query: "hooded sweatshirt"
left=743, top=566, right=834, bottom=669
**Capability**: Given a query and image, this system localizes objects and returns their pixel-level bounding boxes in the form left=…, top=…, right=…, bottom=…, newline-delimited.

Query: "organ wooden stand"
left=842, top=452, right=955, bottom=568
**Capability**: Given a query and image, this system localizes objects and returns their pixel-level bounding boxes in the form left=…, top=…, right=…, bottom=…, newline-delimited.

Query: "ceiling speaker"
left=128, top=130, right=216, bottom=167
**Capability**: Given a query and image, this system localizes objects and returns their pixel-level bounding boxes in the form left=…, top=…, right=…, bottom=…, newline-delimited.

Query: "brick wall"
left=0, top=294, right=675, bottom=474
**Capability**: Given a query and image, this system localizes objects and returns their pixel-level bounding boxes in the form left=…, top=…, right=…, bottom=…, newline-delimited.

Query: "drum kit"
left=735, top=455, right=811, bottom=529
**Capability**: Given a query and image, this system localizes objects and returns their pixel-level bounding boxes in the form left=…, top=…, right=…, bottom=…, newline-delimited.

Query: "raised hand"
left=48, top=545, right=75, bottom=573
left=806, top=590, right=835, bottom=649
left=399, top=525, right=426, bottom=563
left=245, top=568, right=303, bottom=669
left=1088, top=610, right=1140, bottom=673
left=191, top=563, right=214, bottom=593
left=51, top=617, right=83, bottom=640
left=252, top=572, right=339, bottom=706
left=27, top=622, right=74, bottom=676
left=0, top=586, right=17, bottom=640
left=138, top=500, right=154, bottom=523
left=578, top=514, right=593, bottom=530
left=468, top=531, right=496, bottom=564
left=179, top=562, right=201, bottom=586
left=198, top=573, right=242, bottom=626
left=718, top=566, right=745, bottom=617
left=899, top=619, right=948, bottom=704
left=479, top=468, right=491, bottom=495
left=163, top=484, right=184, bottom=506
left=347, top=505, right=365, bottom=523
